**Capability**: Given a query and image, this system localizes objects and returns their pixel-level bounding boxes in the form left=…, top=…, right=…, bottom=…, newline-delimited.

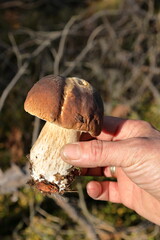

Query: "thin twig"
left=77, top=183, right=115, bottom=233
left=63, top=25, right=104, bottom=76
left=54, top=16, right=79, bottom=75
left=8, top=33, right=23, bottom=69
left=51, top=194, right=100, bottom=240
left=0, top=61, right=29, bottom=112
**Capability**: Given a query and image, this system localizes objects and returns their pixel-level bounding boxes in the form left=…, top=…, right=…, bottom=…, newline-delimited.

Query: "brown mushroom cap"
left=24, top=75, right=104, bottom=136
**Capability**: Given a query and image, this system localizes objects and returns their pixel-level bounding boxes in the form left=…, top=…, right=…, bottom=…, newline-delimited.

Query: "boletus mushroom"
left=24, top=75, right=104, bottom=194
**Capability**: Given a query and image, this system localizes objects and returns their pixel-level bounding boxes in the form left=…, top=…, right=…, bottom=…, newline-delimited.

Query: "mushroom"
left=24, top=75, right=104, bottom=194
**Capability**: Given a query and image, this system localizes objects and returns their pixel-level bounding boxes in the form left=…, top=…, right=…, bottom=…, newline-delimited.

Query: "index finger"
left=98, top=116, right=125, bottom=139
left=80, top=116, right=126, bottom=141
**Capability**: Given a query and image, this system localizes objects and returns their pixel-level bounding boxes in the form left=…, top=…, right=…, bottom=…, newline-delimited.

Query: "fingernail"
left=61, top=143, right=81, bottom=161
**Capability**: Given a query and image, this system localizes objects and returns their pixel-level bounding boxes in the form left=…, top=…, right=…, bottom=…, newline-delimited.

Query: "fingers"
left=61, top=137, right=144, bottom=168
left=100, top=116, right=126, bottom=138
left=61, top=117, right=157, bottom=170
left=81, top=116, right=157, bottom=142
left=86, top=181, right=121, bottom=203
left=87, top=180, right=160, bottom=225
left=80, top=116, right=126, bottom=141
left=86, top=168, right=135, bottom=206
left=99, top=116, right=157, bottom=141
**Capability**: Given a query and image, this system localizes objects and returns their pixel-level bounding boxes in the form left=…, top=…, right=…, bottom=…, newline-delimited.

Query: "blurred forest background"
left=0, top=0, right=160, bottom=239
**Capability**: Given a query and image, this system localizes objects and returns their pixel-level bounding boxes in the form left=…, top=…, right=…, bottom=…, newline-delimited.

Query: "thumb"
left=60, top=138, right=140, bottom=168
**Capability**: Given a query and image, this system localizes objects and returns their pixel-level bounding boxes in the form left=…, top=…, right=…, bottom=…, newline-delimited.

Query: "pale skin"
left=61, top=116, right=160, bottom=225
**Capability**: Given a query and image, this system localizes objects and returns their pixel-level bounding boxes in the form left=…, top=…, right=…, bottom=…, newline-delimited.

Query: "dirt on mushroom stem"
left=28, top=122, right=81, bottom=194
left=28, top=167, right=80, bottom=194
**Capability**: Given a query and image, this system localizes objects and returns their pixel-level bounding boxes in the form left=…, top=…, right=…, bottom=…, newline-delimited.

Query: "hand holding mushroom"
left=61, top=116, right=160, bottom=225
left=24, top=75, right=104, bottom=194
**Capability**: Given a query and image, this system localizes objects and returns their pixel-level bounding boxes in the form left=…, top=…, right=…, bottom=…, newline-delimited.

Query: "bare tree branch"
left=54, top=16, right=79, bottom=75
left=0, top=61, right=29, bottom=112
left=51, top=194, right=100, bottom=240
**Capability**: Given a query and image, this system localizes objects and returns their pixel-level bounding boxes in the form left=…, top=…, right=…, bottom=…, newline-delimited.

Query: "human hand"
left=61, top=116, right=160, bottom=225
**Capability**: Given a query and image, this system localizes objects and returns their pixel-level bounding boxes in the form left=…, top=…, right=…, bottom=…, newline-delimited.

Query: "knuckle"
left=130, top=119, right=152, bottom=130
left=129, top=119, right=154, bottom=137
left=127, top=137, right=151, bottom=166
left=89, top=140, right=104, bottom=166
left=138, top=120, right=152, bottom=129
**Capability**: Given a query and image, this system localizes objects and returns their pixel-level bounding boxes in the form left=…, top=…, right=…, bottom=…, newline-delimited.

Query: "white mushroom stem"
left=30, top=121, right=80, bottom=192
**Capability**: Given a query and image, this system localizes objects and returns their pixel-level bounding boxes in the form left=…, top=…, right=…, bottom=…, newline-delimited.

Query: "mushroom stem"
left=29, top=121, right=80, bottom=193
